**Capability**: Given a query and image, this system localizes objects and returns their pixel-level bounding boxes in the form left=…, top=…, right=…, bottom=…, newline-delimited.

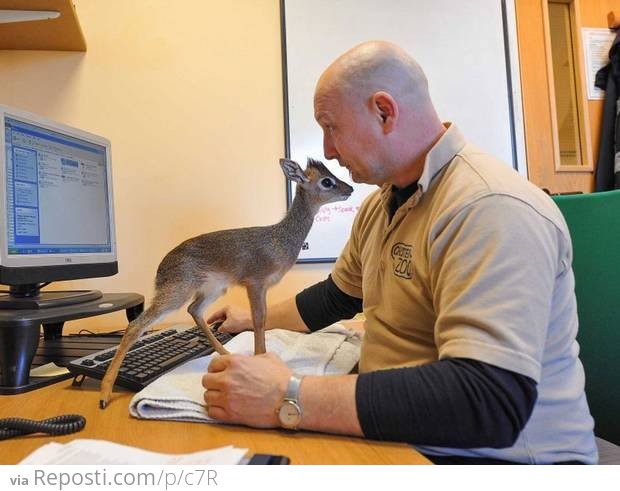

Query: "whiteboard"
left=282, top=0, right=525, bottom=262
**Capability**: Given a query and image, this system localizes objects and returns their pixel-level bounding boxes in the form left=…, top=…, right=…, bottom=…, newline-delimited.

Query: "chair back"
left=552, top=190, right=620, bottom=445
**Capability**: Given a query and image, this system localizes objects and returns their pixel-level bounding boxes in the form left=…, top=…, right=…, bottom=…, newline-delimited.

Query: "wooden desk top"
left=0, top=377, right=430, bottom=465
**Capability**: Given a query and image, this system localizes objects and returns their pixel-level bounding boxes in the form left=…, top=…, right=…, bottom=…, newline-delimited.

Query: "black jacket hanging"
left=595, top=30, right=620, bottom=191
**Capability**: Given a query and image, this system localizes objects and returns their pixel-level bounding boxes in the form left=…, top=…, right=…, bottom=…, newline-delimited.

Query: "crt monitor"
left=0, top=105, right=117, bottom=309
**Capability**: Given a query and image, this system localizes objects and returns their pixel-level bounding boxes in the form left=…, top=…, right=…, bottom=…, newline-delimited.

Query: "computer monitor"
left=0, top=105, right=117, bottom=309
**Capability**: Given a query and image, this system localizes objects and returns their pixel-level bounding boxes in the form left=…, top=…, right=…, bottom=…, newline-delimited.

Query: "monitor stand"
left=0, top=284, right=103, bottom=310
left=0, top=292, right=144, bottom=394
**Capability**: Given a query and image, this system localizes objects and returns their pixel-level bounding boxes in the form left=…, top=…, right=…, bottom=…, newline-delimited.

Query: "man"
left=202, top=41, right=598, bottom=464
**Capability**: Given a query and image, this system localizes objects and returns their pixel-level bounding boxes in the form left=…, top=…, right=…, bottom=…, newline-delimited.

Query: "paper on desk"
left=19, top=439, right=247, bottom=465
left=29, top=362, right=70, bottom=377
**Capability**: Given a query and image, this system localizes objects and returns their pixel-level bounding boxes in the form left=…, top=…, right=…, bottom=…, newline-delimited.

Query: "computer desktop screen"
left=0, top=105, right=117, bottom=308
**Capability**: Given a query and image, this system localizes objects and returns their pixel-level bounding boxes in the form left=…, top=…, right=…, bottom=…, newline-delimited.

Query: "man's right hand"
left=207, top=305, right=253, bottom=334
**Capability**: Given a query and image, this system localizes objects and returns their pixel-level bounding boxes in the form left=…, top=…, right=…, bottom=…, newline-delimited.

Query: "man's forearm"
left=356, top=359, right=537, bottom=447
left=265, top=297, right=311, bottom=333
left=298, top=374, right=363, bottom=436
left=296, top=275, right=363, bottom=332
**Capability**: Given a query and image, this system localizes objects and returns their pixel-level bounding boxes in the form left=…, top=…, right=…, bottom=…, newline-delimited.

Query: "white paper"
left=19, top=439, right=247, bottom=465
left=29, top=362, right=70, bottom=377
left=582, top=28, right=617, bottom=100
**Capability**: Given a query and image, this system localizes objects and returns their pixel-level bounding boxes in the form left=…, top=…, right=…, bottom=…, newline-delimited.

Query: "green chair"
left=552, top=190, right=620, bottom=462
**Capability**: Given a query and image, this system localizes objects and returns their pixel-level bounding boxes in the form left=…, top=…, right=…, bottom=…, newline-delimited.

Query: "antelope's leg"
left=246, top=282, right=267, bottom=355
left=188, top=292, right=230, bottom=355
left=99, top=306, right=165, bottom=409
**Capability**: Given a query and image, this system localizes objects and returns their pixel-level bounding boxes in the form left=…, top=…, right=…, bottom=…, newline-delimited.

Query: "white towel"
left=129, top=323, right=361, bottom=422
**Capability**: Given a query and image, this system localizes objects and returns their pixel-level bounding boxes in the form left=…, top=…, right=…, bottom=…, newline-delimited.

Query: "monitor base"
left=0, top=288, right=103, bottom=310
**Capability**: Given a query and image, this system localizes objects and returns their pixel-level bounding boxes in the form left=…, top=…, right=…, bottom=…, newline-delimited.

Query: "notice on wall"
left=582, top=28, right=617, bottom=100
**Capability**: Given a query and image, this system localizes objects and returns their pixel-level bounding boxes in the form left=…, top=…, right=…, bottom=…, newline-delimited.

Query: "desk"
left=0, top=377, right=430, bottom=465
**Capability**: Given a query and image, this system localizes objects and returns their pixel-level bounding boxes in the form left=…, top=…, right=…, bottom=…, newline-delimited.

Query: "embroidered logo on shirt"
left=391, top=242, right=413, bottom=279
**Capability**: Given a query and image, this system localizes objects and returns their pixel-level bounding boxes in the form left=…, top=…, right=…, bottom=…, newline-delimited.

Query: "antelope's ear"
left=280, top=158, right=309, bottom=184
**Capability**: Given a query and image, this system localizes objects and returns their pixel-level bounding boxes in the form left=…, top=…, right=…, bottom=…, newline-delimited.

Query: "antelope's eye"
left=320, top=178, right=335, bottom=188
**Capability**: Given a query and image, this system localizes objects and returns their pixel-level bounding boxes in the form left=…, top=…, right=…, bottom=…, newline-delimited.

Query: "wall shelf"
left=0, top=0, right=86, bottom=51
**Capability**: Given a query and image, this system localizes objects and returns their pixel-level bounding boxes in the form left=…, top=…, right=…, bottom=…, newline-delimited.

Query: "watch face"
left=278, top=400, right=302, bottom=429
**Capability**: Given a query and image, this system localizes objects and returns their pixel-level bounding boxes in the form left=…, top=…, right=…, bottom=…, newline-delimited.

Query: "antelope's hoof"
left=99, top=399, right=109, bottom=410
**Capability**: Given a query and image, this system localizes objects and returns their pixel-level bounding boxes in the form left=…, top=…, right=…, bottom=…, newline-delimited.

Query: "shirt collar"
left=379, top=122, right=466, bottom=212
left=417, top=122, right=466, bottom=193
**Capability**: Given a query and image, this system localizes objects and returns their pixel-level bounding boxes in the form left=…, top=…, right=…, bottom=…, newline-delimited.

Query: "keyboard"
left=67, top=323, right=232, bottom=391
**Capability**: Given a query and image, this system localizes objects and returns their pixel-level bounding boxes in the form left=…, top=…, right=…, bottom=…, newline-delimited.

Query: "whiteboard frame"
left=280, top=0, right=527, bottom=263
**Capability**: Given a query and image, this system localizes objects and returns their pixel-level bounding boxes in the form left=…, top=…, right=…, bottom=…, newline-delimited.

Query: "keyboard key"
left=94, top=352, right=114, bottom=361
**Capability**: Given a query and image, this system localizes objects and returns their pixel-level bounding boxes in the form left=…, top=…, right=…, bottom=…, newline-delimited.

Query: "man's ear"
left=372, top=91, right=398, bottom=134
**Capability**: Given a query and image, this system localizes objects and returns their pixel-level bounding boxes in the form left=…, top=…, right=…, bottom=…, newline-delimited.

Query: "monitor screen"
left=5, top=116, right=112, bottom=255
left=0, top=105, right=117, bottom=287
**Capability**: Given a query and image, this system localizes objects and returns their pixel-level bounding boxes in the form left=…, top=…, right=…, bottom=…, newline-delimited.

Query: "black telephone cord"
left=0, top=414, right=86, bottom=440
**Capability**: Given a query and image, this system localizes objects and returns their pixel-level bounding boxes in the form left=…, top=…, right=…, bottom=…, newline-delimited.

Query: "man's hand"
left=207, top=298, right=310, bottom=335
left=202, top=352, right=292, bottom=428
left=207, top=305, right=253, bottom=334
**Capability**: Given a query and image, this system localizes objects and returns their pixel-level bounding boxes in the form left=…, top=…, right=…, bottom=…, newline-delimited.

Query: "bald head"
left=313, top=41, right=445, bottom=187
left=316, top=40, right=432, bottom=109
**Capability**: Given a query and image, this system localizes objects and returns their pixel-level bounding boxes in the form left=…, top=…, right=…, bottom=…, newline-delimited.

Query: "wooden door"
left=516, top=0, right=617, bottom=193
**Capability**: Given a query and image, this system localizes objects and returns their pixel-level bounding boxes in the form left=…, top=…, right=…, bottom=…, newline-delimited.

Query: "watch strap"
left=284, top=374, right=303, bottom=402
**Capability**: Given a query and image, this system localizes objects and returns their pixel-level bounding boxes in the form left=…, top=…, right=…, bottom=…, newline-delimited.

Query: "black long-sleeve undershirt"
left=356, top=358, right=536, bottom=449
left=295, top=275, right=363, bottom=329
left=295, top=276, right=537, bottom=451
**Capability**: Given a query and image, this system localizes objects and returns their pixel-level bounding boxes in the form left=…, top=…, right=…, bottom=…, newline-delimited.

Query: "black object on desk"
left=0, top=292, right=144, bottom=395
left=247, top=454, right=291, bottom=465
left=0, top=414, right=86, bottom=440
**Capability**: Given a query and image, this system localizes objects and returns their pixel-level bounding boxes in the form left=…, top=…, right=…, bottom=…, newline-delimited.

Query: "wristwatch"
left=277, top=374, right=304, bottom=430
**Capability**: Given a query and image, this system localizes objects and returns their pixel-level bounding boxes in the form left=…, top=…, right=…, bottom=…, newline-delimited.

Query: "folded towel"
left=129, top=323, right=361, bottom=422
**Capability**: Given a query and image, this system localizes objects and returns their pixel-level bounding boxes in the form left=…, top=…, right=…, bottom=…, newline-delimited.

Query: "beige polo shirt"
left=332, top=124, right=597, bottom=463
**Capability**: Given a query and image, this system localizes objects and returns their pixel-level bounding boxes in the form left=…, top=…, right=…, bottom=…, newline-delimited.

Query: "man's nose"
left=323, top=133, right=338, bottom=160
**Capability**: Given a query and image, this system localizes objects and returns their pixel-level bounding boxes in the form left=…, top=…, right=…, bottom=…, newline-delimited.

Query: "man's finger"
left=203, top=388, right=222, bottom=405
left=207, top=354, right=231, bottom=373
left=217, top=322, right=235, bottom=333
left=207, top=405, right=229, bottom=421
left=206, top=308, right=226, bottom=324
left=202, top=372, right=226, bottom=390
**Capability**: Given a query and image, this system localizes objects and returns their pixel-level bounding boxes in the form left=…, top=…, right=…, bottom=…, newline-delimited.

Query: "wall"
left=0, top=0, right=332, bottom=330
